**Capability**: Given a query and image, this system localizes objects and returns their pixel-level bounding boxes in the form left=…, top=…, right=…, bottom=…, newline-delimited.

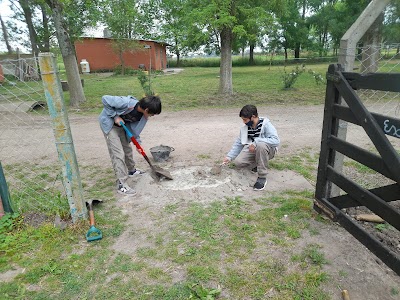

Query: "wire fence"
left=343, top=43, right=400, bottom=190
left=0, top=57, right=70, bottom=217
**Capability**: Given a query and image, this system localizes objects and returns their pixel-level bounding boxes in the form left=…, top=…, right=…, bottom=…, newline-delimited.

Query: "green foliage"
left=308, top=69, right=325, bottom=85
left=391, top=287, right=399, bottom=296
left=167, top=55, right=339, bottom=68
left=137, top=70, right=155, bottom=96
left=281, top=64, right=327, bottom=89
left=113, top=65, right=141, bottom=75
left=375, top=223, right=389, bottom=232
left=0, top=213, right=23, bottom=251
left=188, top=283, right=221, bottom=300
left=282, top=65, right=305, bottom=89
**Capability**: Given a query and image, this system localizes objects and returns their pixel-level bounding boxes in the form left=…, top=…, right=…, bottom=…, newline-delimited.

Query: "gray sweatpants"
left=103, top=125, right=136, bottom=183
left=234, top=143, right=275, bottom=178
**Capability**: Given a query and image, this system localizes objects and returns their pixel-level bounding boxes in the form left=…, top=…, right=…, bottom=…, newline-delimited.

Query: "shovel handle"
left=120, top=122, right=154, bottom=167
left=88, top=203, right=95, bottom=226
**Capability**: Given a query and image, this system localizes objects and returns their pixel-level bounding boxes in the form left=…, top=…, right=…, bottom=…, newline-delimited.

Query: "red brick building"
left=74, top=37, right=169, bottom=72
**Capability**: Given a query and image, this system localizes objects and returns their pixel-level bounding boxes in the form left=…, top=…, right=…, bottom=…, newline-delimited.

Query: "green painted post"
left=38, top=53, right=87, bottom=222
left=0, top=161, right=13, bottom=214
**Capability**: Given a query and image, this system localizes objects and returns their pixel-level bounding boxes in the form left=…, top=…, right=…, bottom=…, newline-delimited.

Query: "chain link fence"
left=0, top=57, right=70, bottom=217
left=342, top=43, right=400, bottom=190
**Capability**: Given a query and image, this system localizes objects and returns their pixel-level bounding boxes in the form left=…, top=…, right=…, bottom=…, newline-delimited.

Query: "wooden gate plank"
left=327, top=166, right=400, bottom=231
left=330, top=184, right=400, bottom=209
left=315, top=64, right=341, bottom=201
left=333, top=104, right=400, bottom=139
left=328, top=136, right=395, bottom=180
left=335, top=71, right=400, bottom=183
left=343, top=72, right=400, bottom=92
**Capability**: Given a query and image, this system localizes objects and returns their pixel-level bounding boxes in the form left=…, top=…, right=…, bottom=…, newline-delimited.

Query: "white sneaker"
left=116, top=180, right=137, bottom=196
left=128, top=168, right=146, bottom=177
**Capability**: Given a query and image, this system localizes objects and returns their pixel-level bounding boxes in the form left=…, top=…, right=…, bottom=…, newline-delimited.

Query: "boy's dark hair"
left=139, top=95, right=162, bottom=114
left=239, top=105, right=258, bottom=118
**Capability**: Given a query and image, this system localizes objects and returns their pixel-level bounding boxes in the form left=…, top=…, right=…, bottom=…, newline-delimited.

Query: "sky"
left=0, top=0, right=28, bottom=53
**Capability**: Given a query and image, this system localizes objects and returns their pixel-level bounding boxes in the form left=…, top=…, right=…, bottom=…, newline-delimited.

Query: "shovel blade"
left=152, top=166, right=173, bottom=181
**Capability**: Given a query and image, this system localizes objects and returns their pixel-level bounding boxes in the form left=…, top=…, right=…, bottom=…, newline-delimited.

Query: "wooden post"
left=332, top=0, right=391, bottom=197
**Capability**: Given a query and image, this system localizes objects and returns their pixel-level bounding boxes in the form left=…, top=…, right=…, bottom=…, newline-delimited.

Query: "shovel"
left=86, top=199, right=103, bottom=242
left=120, top=122, right=173, bottom=181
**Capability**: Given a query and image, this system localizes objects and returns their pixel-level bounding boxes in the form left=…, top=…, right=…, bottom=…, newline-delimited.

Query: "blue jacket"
left=227, top=117, right=280, bottom=160
left=99, top=95, right=147, bottom=143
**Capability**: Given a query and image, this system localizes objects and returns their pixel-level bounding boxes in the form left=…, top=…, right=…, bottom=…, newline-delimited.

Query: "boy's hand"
left=114, top=116, right=123, bottom=125
left=222, top=157, right=231, bottom=165
left=249, top=144, right=256, bottom=153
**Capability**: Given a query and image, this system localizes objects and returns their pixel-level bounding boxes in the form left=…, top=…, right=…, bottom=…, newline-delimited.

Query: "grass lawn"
left=62, top=64, right=329, bottom=112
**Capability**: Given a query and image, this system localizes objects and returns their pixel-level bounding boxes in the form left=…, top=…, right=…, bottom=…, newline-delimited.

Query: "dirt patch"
left=1, top=104, right=399, bottom=299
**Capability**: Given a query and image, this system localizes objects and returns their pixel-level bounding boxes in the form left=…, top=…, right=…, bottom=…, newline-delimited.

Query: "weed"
left=189, top=283, right=221, bottom=299
left=137, top=70, right=155, bottom=96
left=375, top=223, right=389, bottom=231
left=391, top=287, right=399, bottom=296
left=282, top=65, right=305, bottom=89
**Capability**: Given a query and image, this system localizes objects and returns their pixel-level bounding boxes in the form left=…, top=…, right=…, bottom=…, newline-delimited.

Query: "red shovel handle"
left=120, top=122, right=154, bottom=167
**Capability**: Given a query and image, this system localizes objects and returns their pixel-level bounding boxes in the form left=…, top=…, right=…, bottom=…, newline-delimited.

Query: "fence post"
left=0, top=161, right=13, bottom=214
left=331, top=0, right=391, bottom=197
left=38, top=52, right=87, bottom=223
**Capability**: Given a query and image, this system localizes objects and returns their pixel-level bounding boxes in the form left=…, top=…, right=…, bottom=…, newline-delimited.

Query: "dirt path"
left=1, top=104, right=399, bottom=299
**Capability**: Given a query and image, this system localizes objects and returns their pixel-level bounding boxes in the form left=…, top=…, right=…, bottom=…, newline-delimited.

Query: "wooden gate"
left=315, top=64, right=400, bottom=276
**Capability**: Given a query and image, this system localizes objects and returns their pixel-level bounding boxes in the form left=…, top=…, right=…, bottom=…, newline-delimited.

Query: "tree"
left=110, top=39, right=142, bottom=75
left=149, top=0, right=208, bottom=67
left=383, top=1, right=400, bottom=53
left=234, top=1, right=279, bottom=64
left=0, top=14, right=13, bottom=54
left=186, top=0, right=283, bottom=95
left=102, top=0, right=147, bottom=72
left=45, top=0, right=86, bottom=107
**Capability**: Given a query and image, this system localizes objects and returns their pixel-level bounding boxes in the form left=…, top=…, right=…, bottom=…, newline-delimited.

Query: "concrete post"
left=331, top=0, right=391, bottom=197
left=38, top=52, right=87, bottom=222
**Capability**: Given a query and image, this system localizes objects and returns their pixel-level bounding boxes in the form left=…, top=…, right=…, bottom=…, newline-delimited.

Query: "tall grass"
left=167, top=54, right=339, bottom=68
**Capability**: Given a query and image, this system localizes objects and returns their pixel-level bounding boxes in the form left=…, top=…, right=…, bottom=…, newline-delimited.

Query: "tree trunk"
left=40, top=3, right=50, bottom=52
left=249, top=44, right=255, bottom=65
left=219, top=27, right=233, bottom=95
left=175, top=36, right=180, bottom=67
left=19, top=0, right=39, bottom=56
left=46, top=0, right=86, bottom=107
left=294, top=43, right=300, bottom=59
left=0, top=14, right=12, bottom=54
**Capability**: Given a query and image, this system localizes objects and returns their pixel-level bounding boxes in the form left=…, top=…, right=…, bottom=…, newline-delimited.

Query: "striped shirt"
left=248, top=118, right=264, bottom=142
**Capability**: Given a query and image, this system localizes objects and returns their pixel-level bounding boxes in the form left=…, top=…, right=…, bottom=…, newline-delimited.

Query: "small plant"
left=281, top=64, right=305, bottom=89
left=188, top=283, right=221, bottom=300
left=375, top=223, right=389, bottom=231
left=391, top=287, right=399, bottom=296
left=308, top=69, right=325, bottom=85
left=137, top=70, right=154, bottom=96
left=281, top=64, right=325, bottom=89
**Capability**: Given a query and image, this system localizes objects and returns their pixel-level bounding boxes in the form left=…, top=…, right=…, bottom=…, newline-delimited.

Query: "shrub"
left=282, top=64, right=305, bottom=89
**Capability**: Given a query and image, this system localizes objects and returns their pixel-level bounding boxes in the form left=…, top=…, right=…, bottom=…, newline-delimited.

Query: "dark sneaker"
left=116, top=180, right=137, bottom=196
left=128, top=168, right=146, bottom=177
left=253, top=177, right=267, bottom=191
left=251, top=166, right=257, bottom=173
